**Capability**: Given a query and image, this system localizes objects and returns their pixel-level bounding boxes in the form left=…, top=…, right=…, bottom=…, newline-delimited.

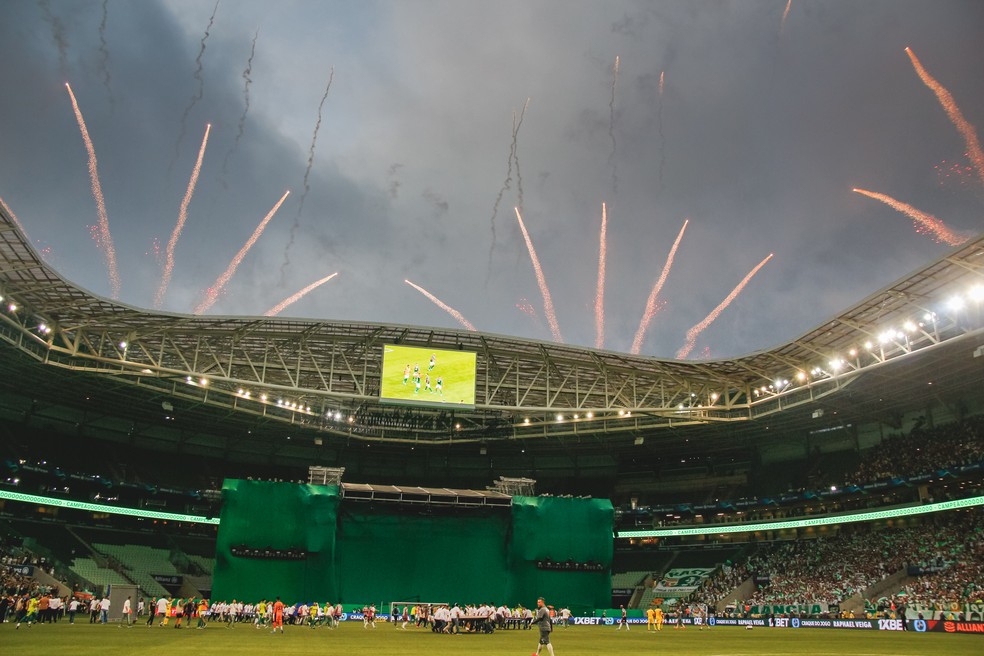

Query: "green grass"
left=3, top=621, right=981, bottom=656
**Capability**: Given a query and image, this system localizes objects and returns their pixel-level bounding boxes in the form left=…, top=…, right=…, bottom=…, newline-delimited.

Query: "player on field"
left=534, top=597, right=555, bottom=656
left=424, top=374, right=433, bottom=392
left=435, top=376, right=443, bottom=396
left=646, top=606, right=655, bottom=631
left=655, top=606, right=664, bottom=631
left=428, top=353, right=437, bottom=370
left=402, top=364, right=412, bottom=384
left=616, top=604, right=629, bottom=630
left=271, top=597, right=284, bottom=634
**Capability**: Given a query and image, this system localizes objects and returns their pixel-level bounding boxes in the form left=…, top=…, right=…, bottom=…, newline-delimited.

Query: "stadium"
left=3, top=190, right=984, bottom=654
left=3, top=2, right=984, bottom=654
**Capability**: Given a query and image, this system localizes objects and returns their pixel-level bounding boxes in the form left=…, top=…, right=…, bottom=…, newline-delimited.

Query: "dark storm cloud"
left=1, top=0, right=982, bottom=358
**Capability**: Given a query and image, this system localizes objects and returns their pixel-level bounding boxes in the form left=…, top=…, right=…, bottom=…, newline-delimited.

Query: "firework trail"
left=486, top=98, right=530, bottom=287
left=222, top=29, right=259, bottom=181
left=280, top=68, right=335, bottom=283
left=513, top=97, right=531, bottom=212
left=65, top=83, right=121, bottom=299
left=608, top=55, right=620, bottom=198
left=594, top=203, right=608, bottom=349
left=39, top=0, right=69, bottom=78
left=404, top=280, right=477, bottom=332
left=264, top=272, right=338, bottom=316
left=194, top=190, right=290, bottom=314
left=97, top=0, right=114, bottom=111
left=156, top=123, right=211, bottom=308
left=172, top=0, right=220, bottom=174
left=853, top=188, right=967, bottom=246
left=676, top=253, right=773, bottom=359
left=515, top=207, right=563, bottom=343
left=779, top=0, right=793, bottom=35
left=631, top=218, right=689, bottom=355
left=0, top=196, right=30, bottom=239
left=657, top=70, right=666, bottom=193
left=905, top=48, right=984, bottom=187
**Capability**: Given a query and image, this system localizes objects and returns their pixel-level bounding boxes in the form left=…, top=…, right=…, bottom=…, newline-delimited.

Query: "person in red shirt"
left=271, top=597, right=285, bottom=634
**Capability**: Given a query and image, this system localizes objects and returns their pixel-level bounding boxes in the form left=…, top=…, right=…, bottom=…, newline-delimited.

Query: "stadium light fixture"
left=946, top=295, right=965, bottom=312
left=969, top=284, right=984, bottom=302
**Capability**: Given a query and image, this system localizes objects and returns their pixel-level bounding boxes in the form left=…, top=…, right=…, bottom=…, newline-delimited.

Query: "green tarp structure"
left=213, top=480, right=612, bottom=612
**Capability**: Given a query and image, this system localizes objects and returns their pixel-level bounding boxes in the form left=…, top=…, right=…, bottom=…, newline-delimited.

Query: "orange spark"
left=264, top=272, right=338, bottom=316
left=515, top=207, right=563, bottom=343
left=156, top=123, right=211, bottom=308
left=66, top=82, right=120, bottom=298
left=676, top=253, right=774, bottom=359
left=594, top=202, right=608, bottom=349
left=404, top=280, right=477, bottom=332
left=632, top=218, right=689, bottom=355
left=853, top=188, right=966, bottom=246
left=194, top=190, right=291, bottom=314
left=780, top=0, right=792, bottom=34
left=906, top=47, right=984, bottom=187
left=658, top=70, right=665, bottom=96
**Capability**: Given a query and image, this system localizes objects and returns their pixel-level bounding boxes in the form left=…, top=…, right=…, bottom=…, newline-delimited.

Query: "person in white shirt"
left=48, top=596, right=62, bottom=622
left=68, top=598, right=79, bottom=624
left=99, top=596, right=110, bottom=624
left=121, top=596, right=132, bottom=628
left=156, top=596, right=169, bottom=626
left=89, top=598, right=100, bottom=624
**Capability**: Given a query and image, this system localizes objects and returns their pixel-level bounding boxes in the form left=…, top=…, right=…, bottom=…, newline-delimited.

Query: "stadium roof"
left=2, top=204, right=983, bottom=457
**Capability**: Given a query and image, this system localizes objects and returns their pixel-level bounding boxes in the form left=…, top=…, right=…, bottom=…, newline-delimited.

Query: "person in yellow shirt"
left=647, top=606, right=656, bottom=631
left=655, top=607, right=664, bottom=631
left=19, top=596, right=39, bottom=627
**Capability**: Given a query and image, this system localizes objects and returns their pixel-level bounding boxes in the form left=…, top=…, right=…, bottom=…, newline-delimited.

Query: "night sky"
left=1, top=0, right=981, bottom=358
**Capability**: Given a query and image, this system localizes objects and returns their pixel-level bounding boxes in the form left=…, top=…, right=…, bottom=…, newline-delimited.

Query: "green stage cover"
left=212, top=480, right=340, bottom=601
left=212, top=480, right=613, bottom=611
left=508, top=496, right=614, bottom=611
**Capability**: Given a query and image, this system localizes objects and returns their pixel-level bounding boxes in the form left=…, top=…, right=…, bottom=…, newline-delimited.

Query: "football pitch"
left=2, top=621, right=981, bottom=656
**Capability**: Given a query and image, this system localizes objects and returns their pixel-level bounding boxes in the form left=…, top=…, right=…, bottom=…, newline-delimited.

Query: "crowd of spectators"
left=1, top=533, right=52, bottom=599
left=847, top=416, right=984, bottom=485
left=739, top=528, right=917, bottom=607
left=684, top=511, right=984, bottom=616
left=898, top=512, right=984, bottom=611
left=619, top=416, right=984, bottom=530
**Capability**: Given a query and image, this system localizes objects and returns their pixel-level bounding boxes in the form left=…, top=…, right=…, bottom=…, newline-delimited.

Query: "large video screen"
left=379, top=344, right=477, bottom=409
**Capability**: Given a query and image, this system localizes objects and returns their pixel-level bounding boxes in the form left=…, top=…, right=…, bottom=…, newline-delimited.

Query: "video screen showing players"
left=379, top=344, right=477, bottom=409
